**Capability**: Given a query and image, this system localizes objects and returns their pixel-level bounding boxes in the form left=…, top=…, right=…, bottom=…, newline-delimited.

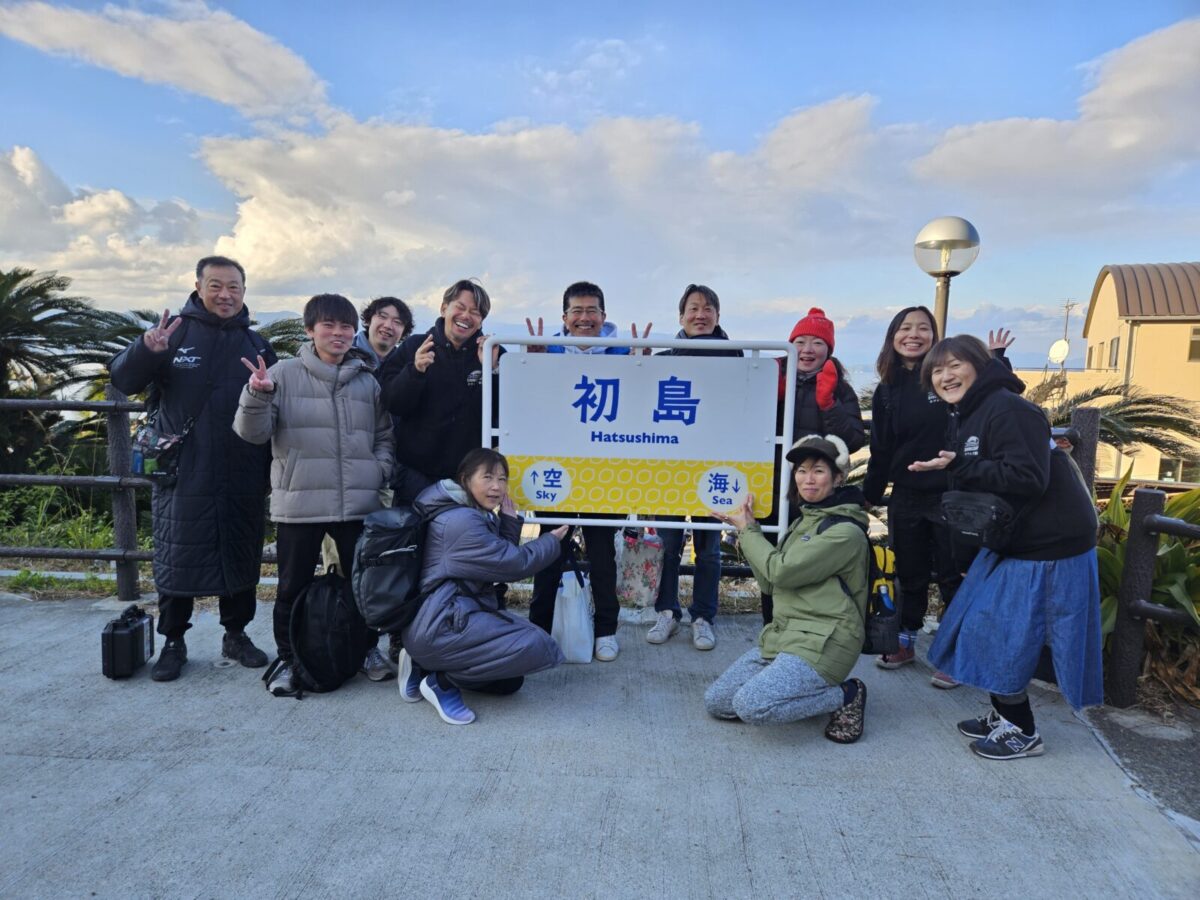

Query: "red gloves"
left=815, top=359, right=838, bottom=410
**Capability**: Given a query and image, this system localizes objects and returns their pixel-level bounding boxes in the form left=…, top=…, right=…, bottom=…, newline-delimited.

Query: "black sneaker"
left=222, top=630, right=268, bottom=668
left=957, top=709, right=1002, bottom=740
left=971, top=720, right=1045, bottom=760
left=151, top=639, right=187, bottom=682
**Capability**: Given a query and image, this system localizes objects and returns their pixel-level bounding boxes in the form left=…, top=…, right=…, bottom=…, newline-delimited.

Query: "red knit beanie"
left=788, top=307, right=835, bottom=352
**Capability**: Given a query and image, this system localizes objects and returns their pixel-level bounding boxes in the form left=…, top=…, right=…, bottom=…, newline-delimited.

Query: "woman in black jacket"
left=910, top=336, right=1102, bottom=760
left=864, top=307, right=1012, bottom=687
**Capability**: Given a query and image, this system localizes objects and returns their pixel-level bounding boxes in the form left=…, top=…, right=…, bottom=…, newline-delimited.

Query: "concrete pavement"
left=2, top=595, right=1198, bottom=899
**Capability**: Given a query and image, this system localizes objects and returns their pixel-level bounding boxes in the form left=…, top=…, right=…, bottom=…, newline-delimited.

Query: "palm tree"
left=1039, top=382, right=1200, bottom=461
left=0, top=268, right=138, bottom=472
left=254, top=316, right=306, bottom=359
left=0, top=268, right=133, bottom=399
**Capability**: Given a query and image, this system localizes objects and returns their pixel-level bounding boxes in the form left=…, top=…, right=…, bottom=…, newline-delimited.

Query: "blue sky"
left=2, top=1, right=1199, bottom=368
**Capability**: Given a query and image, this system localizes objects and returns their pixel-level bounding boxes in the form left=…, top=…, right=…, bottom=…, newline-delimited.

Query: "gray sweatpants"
left=705, top=648, right=845, bottom=725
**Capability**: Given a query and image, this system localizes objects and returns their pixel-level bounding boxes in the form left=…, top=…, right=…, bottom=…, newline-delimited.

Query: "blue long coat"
left=402, top=481, right=564, bottom=685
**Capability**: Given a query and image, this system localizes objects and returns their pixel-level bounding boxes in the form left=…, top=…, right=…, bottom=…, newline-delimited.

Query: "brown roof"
left=1083, top=262, right=1200, bottom=336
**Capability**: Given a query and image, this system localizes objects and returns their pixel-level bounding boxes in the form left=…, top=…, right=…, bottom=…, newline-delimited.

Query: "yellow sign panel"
left=509, top=455, right=775, bottom=518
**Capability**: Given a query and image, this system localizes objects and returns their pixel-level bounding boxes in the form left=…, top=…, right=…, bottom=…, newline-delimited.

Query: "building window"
left=1087, top=346, right=1094, bottom=369
left=1190, top=327, right=1200, bottom=362
left=1158, top=458, right=1180, bottom=482
left=1182, top=457, right=1200, bottom=484
left=1109, top=336, right=1120, bottom=369
left=1097, top=341, right=1105, bottom=367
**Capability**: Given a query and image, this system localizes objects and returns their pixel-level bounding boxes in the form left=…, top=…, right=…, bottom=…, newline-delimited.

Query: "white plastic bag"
left=551, top=564, right=594, bottom=664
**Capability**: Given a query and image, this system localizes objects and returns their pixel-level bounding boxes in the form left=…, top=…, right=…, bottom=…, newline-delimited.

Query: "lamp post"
left=913, top=216, right=980, bottom=337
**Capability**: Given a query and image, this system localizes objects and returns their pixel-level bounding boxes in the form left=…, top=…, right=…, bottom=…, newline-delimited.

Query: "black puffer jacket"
left=777, top=359, right=865, bottom=452
left=946, top=359, right=1096, bottom=561
left=108, top=294, right=275, bottom=596
left=379, top=319, right=502, bottom=487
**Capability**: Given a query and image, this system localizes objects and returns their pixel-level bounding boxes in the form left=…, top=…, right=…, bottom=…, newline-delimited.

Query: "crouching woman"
left=399, top=449, right=569, bottom=725
left=707, top=435, right=870, bottom=744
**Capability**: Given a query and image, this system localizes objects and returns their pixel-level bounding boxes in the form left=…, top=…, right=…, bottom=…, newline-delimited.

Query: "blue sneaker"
left=397, top=649, right=423, bottom=703
left=419, top=674, right=476, bottom=725
left=971, top=718, right=1044, bottom=760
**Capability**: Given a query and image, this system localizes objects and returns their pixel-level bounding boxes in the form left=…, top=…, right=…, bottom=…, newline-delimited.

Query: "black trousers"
left=157, top=588, right=256, bottom=640
left=529, top=523, right=619, bottom=639
left=889, top=487, right=970, bottom=631
left=274, top=521, right=372, bottom=662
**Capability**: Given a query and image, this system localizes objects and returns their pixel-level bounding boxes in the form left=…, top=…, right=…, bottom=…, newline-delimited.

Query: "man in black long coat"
left=109, top=256, right=274, bottom=681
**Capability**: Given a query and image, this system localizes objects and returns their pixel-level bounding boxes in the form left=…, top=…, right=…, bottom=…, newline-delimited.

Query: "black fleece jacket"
left=864, top=349, right=1011, bottom=505
left=946, top=359, right=1096, bottom=561
left=379, top=319, right=502, bottom=483
left=863, top=364, right=951, bottom=503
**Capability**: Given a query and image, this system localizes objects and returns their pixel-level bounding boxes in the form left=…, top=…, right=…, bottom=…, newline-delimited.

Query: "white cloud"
left=524, top=37, right=662, bottom=118
left=0, top=0, right=329, bottom=119
left=914, top=18, right=1200, bottom=197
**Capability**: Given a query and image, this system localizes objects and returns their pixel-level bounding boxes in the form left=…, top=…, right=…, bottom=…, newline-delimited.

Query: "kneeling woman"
left=708, top=435, right=870, bottom=744
left=399, top=449, right=569, bottom=725
left=910, top=336, right=1101, bottom=760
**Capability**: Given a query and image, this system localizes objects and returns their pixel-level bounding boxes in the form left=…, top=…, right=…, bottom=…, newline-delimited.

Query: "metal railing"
left=1106, top=488, right=1200, bottom=708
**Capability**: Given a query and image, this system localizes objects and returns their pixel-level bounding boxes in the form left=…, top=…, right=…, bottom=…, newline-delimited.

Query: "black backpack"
left=351, top=505, right=430, bottom=634
left=263, top=568, right=370, bottom=697
left=817, top=515, right=900, bottom=655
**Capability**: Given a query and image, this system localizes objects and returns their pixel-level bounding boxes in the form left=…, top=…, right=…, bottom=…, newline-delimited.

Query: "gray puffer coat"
left=402, top=480, right=564, bottom=686
left=232, top=343, right=394, bottom=523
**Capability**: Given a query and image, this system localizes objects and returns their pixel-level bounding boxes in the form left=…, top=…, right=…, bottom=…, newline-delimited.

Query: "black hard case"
left=102, top=605, right=155, bottom=678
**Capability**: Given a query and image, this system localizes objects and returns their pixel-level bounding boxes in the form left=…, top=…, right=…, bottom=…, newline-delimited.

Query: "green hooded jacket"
left=738, top=490, right=869, bottom=684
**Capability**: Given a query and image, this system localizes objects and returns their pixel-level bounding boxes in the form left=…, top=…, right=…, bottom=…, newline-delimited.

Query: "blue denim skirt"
left=927, top=548, right=1103, bottom=709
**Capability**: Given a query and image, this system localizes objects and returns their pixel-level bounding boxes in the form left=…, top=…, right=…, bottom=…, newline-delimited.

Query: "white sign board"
left=499, top=353, right=778, bottom=517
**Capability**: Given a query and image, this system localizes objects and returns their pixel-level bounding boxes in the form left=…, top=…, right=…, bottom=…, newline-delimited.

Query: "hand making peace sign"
left=143, top=309, right=183, bottom=353
left=524, top=317, right=547, bottom=353
left=240, top=354, right=275, bottom=393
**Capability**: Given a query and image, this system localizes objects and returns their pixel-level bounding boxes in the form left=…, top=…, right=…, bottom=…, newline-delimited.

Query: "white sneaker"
left=646, top=610, right=679, bottom=644
left=594, top=635, right=619, bottom=662
left=691, top=618, right=716, bottom=651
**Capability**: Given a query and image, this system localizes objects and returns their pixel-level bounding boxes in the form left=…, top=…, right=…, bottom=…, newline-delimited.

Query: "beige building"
left=1015, top=262, right=1200, bottom=484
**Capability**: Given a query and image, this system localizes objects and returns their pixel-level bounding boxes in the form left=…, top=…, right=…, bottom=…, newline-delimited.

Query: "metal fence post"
left=1070, top=406, right=1100, bottom=492
left=1106, top=488, right=1164, bottom=708
left=105, top=384, right=140, bottom=603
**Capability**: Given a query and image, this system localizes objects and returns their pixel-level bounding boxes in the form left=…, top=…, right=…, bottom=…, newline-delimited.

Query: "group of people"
left=109, top=256, right=1103, bottom=756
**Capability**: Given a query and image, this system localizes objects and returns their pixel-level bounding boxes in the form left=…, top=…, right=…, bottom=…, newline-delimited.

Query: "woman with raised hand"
left=909, top=336, right=1101, bottom=760
left=864, top=310, right=1013, bottom=688
left=397, top=449, right=568, bottom=726
left=707, top=434, right=871, bottom=745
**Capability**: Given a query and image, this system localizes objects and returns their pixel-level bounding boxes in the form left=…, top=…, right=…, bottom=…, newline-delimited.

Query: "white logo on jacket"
left=963, top=435, right=980, bottom=457
left=172, top=351, right=201, bottom=368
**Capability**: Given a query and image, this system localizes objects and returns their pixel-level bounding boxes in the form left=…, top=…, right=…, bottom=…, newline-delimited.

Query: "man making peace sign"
left=108, top=256, right=276, bottom=682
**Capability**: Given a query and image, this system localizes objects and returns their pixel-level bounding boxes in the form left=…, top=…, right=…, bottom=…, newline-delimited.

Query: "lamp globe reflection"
left=913, top=216, right=980, bottom=335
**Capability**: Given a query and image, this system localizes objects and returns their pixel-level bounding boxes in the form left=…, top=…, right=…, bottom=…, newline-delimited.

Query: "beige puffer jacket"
left=233, top=343, right=394, bottom=523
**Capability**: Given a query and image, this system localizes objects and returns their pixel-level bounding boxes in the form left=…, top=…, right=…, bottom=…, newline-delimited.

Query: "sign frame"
left=482, top=334, right=798, bottom=535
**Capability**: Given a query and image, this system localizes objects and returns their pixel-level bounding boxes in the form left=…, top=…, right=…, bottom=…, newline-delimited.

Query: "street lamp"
left=913, top=216, right=980, bottom=337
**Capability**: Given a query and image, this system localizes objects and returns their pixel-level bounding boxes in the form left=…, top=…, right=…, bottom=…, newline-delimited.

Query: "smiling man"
left=524, top=282, right=631, bottom=662
left=108, top=256, right=275, bottom=682
left=380, top=279, right=500, bottom=506
left=233, top=293, right=394, bottom=696
left=354, top=296, right=413, bottom=368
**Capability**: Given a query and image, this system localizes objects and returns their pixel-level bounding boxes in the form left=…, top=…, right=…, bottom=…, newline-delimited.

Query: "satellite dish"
left=1048, top=339, right=1070, bottom=365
